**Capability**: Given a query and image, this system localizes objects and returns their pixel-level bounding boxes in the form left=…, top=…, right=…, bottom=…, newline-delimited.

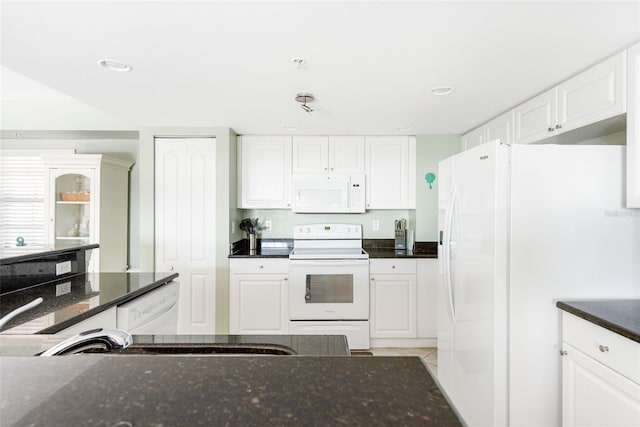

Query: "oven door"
left=288, top=259, right=369, bottom=320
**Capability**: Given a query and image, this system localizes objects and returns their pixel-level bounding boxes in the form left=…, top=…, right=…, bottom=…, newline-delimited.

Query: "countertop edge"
left=37, top=272, right=179, bottom=334
left=556, top=300, right=640, bottom=344
left=0, top=244, right=99, bottom=265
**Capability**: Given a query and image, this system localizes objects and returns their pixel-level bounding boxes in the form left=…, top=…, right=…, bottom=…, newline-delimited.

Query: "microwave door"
left=292, top=178, right=350, bottom=213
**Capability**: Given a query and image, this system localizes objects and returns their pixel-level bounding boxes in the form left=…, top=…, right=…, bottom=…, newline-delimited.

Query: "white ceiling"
left=1, top=1, right=639, bottom=135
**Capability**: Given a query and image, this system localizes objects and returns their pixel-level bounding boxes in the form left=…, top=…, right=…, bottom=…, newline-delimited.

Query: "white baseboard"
left=370, top=337, right=437, bottom=348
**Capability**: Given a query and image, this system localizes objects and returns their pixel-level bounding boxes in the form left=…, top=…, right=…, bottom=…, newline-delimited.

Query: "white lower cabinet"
left=561, top=312, right=640, bottom=427
left=369, top=259, right=416, bottom=339
left=229, top=259, right=288, bottom=334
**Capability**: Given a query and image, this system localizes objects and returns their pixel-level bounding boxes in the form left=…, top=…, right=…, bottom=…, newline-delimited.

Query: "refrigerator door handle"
left=444, top=185, right=457, bottom=324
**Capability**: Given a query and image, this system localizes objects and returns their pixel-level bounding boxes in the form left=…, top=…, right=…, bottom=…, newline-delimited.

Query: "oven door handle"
left=289, top=260, right=369, bottom=267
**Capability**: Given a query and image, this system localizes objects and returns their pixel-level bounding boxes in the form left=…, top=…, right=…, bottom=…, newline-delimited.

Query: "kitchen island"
left=0, top=350, right=461, bottom=426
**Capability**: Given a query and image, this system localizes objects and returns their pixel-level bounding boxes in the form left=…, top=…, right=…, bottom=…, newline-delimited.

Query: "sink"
left=78, top=343, right=297, bottom=356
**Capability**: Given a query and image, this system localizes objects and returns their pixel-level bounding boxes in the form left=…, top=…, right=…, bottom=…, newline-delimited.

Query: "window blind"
left=0, top=155, right=46, bottom=247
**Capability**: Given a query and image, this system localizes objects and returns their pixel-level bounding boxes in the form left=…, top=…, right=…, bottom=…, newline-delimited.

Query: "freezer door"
left=439, top=140, right=509, bottom=427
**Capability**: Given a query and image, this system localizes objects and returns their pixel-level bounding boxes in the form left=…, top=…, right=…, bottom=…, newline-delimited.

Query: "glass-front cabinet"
left=43, top=154, right=133, bottom=272
left=52, top=169, right=94, bottom=245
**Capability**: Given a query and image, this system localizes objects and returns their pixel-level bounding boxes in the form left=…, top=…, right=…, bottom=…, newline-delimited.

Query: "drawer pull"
left=560, top=350, right=568, bottom=356
left=599, top=345, right=609, bottom=353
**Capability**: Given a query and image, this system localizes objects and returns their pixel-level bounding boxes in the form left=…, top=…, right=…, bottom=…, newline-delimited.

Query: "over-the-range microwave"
left=291, top=174, right=365, bottom=213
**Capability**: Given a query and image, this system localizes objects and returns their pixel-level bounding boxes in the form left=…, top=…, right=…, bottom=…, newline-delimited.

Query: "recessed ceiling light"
left=396, top=126, right=412, bottom=132
left=98, top=59, right=133, bottom=72
left=430, top=86, right=454, bottom=96
left=283, top=125, right=298, bottom=131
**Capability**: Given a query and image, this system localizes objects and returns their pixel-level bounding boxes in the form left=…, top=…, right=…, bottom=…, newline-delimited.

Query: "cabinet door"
left=558, top=51, right=626, bottom=133
left=239, top=136, right=292, bottom=208
left=292, top=136, right=329, bottom=174
left=370, top=274, right=416, bottom=338
left=365, top=136, right=411, bottom=209
left=461, top=126, right=484, bottom=151
left=484, top=111, right=514, bottom=145
left=329, top=136, right=365, bottom=174
left=229, top=274, right=288, bottom=334
left=628, top=42, right=640, bottom=208
left=562, top=343, right=640, bottom=427
left=46, top=168, right=95, bottom=247
left=514, top=89, right=557, bottom=144
left=155, top=138, right=216, bottom=334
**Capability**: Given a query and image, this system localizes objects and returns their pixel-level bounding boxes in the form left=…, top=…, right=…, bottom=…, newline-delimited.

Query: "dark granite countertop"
left=0, top=354, right=461, bottom=426
left=0, top=243, right=99, bottom=264
left=0, top=334, right=351, bottom=357
left=228, top=238, right=438, bottom=259
left=0, top=272, right=178, bottom=334
left=556, top=300, right=640, bottom=344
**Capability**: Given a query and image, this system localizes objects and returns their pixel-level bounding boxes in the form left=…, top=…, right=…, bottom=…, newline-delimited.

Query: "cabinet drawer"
left=229, top=258, right=289, bottom=274
left=563, top=312, right=640, bottom=384
left=369, top=259, right=416, bottom=275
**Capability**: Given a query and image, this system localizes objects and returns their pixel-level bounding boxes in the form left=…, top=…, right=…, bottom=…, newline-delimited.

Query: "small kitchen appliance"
left=394, top=219, right=407, bottom=250
left=288, top=224, right=370, bottom=349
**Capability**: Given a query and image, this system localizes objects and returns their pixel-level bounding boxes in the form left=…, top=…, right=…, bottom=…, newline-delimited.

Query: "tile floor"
left=370, top=347, right=437, bottom=375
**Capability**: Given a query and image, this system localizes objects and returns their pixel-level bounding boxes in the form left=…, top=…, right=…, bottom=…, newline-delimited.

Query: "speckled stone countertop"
left=0, top=355, right=461, bottom=426
left=0, top=243, right=99, bottom=264
left=228, top=238, right=438, bottom=259
left=0, top=272, right=178, bottom=334
left=0, top=334, right=351, bottom=357
left=556, top=300, right=640, bottom=343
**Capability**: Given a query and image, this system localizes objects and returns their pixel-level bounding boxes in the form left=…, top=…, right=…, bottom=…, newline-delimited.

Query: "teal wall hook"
left=425, top=173, right=436, bottom=190
left=16, top=236, right=26, bottom=246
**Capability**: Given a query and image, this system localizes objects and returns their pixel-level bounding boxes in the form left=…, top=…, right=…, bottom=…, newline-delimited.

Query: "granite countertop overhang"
left=556, top=299, right=640, bottom=343
left=0, top=354, right=462, bottom=426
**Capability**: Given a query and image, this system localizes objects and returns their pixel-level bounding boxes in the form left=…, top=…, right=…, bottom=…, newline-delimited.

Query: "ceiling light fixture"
left=295, top=93, right=315, bottom=114
left=396, top=126, right=412, bottom=132
left=430, top=86, right=454, bottom=96
left=283, top=125, right=298, bottom=131
left=98, top=59, right=133, bottom=72
left=291, top=57, right=306, bottom=68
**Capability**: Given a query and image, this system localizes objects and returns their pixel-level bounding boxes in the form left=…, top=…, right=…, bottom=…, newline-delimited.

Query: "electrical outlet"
left=372, top=220, right=379, bottom=231
left=55, top=260, right=72, bottom=276
left=231, top=220, right=236, bottom=233
left=265, top=220, right=272, bottom=231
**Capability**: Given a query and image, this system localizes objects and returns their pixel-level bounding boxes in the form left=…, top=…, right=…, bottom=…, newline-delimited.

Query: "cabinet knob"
left=559, top=350, right=568, bottom=356
left=283, top=277, right=287, bottom=281
left=169, top=266, right=174, bottom=271
left=392, top=265, right=396, bottom=269
left=324, top=167, right=328, bottom=171
left=598, top=345, right=609, bottom=353
left=259, top=265, right=264, bottom=269
left=548, top=127, right=555, bottom=132
left=555, top=124, right=562, bottom=130
left=370, top=277, right=375, bottom=281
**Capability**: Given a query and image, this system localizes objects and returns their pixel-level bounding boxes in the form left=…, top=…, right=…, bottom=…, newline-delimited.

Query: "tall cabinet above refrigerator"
left=43, top=154, right=133, bottom=272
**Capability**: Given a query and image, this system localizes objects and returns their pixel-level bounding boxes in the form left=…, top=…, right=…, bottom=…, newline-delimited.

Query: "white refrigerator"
left=437, top=140, right=640, bottom=427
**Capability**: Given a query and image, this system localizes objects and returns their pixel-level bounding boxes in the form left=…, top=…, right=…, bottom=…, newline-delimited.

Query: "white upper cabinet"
left=461, top=126, right=484, bottom=151
left=515, top=51, right=626, bottom=144
left=627, top=42, right=640, bottom=208
left=238, top=135, right=292, bottom=209
left=365, top=136, right=416, bottom=209
left=292, top=136, right=365, bottom=174
left=484, top=110, right=514, bottom=145
left=292, top=136, right=329, bottom=173
left=514, top=88, right=557, bottom=144
left=558, top=51, right=626, bottom=132
left=329, top=136, right=365, bottom=174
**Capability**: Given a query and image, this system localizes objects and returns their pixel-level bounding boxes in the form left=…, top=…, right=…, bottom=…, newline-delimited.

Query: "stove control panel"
left=293, top=224, right=362, bottom=240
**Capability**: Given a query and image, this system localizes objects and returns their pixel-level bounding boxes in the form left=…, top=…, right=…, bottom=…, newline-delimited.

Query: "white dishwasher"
left=117, top=282, right=179, bottom=334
